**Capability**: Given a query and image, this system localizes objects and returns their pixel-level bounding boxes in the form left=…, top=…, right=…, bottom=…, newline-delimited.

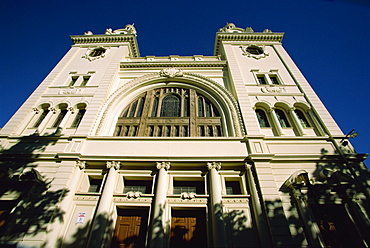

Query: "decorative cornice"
left=120, top=61, right=227, bottom=68
left=214, top=32, right=284, bottom=56
left=70, top=34, right=140, bottom=57
left=76, top=160, right=86, bottom=169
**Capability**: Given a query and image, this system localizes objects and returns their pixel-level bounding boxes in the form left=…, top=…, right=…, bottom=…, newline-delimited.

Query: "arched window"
left=115, top=87, right=223, bottom=137
left=294, top=109, right=310, bottom=128
left=33, top=104, right=50, bottom=128
left=71, top=103, right=87, bottom=128
left=52, top=104, right=68, bottom=128
left=275, top=109, right=290, bottom=128
left=255, top=109, right=270, bottom=127
left=160, top=95, right=180, bottom=117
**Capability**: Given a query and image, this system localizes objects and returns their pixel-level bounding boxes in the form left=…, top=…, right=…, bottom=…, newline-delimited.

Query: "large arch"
left=92, top=71, right=244, bottom=137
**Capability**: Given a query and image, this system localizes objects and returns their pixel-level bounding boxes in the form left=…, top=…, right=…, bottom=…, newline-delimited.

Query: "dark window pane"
left=225, top=181, right=242, bottom=195
left=256, top=109, right=270, bottom=127
left=160, top=95, right=181, bottom=117
left=173, top=181, right=205, bottom=194
left=151, top=97, right=159, bottom=117
left=198, top=97, right=204, bottom=117
left=52, top=109, right=67, bottom=127
left=71, top=109, right=86, bottom=128
left=275, top=109, right=290, bottom=128
left=89, top=178, right=102, bottom=193
left=270, top=76, right=279, bottom=85
left=295, top=109, right=310, bottom=128
left=123, top=180, right=152, bottom=194
left=33, top=109, right=49, bottom=128
left=257, top=76, right=267, bottom=85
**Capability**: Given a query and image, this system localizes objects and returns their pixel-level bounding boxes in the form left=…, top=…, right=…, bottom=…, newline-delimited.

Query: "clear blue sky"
left=0, top=0, right=369, bottom=154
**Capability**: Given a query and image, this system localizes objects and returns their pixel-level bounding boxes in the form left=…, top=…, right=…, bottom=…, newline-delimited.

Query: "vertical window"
left=88, top=178, right=103, bottom=193
left=33, top=108, right=50, bottom=128
left=269, top=76, right=280, bottom=85
left=81, top=76, right=90, bottom=86
left=161, top=95, right=181, bottom=117
left=69, top=76, right=78, bottom=86
left=255, top=109, right=270, bottom=127
left=71, top=109, right=86, bottom=128
left=198, top=97, right=204, bottom=117
left=257, top=76, right=267, bottom=85
left=52, top=108, right=67, bottom=128
left=183, top=97, right=189, bottom=117
left=275, top=109, right=291, bottom=128
left=151, top=97, right=159, bottom=117
left=295, top=109, right=311, bottom=128
left=225, top=180, right=242, bottom=195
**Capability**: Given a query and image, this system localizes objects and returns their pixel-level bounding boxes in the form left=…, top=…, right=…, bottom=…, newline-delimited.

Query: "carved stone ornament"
left=159, top=68, right=184, bottom=78
left=181, top=192, right=196, bottom=199
left=76, top=160, right=86, bottom=169
left=105, top=24, right=137, bottom=35
left=240, top=45, right=269, bottom=60
left=207, top=162, right=221, bottom=171
left=126, top=191, right=142, bottom=198
left=167, top=198, right=207, bottom=204
left=82, top=46, right=109, bottom=62
left=156, top=162, right=170, bottom=170
left=261, top=85, right=285, bottom=93
left=58, top=88, right=82, bottom=95
left=106, top=161, right=120, bottom=170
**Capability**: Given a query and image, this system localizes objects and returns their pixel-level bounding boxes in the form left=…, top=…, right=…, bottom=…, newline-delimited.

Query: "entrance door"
left=111, top=208, right=149, bottom=248
left=170, top=209, right=207, bottom=248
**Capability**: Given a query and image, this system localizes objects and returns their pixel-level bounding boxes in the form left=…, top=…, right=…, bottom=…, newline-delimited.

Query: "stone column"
left=149, top=162, right=170, bottom=248
left=290, top=107, right=306, bottom=136
left=37, top=107, right=55, bottom=134
left=270, top=108, right=284, bottom=136
left=58, top=107, right=74, bottom=129
left=45, top=160, right=85, bottom=248
left=290, top=188, right=324, bottom=247
left=87, top=161, right=120, bottom=248
left=207, top=162, right=227, bottom=247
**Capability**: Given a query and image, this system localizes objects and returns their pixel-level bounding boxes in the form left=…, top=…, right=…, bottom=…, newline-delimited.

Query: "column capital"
left=76, top=160, right=86, bottom=169
left=245, top=162, right=253, bottom=170
left=207, top=162, right=221, bottom=171
left=106, top=161, right=120, bottom=170
left=156, top=162, right=170, bottom=170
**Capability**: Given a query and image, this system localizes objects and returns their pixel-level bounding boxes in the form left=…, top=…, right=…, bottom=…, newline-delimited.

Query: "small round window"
left=89, top=48, right=106, bottom=57
left=246, top=46, right=263, bottom=55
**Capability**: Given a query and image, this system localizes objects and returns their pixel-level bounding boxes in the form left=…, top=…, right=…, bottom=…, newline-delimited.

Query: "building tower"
left=0, top=23, right=369, bottom=248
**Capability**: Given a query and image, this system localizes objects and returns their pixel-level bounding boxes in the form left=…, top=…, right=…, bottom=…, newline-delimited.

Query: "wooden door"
left=170, top=209, right=207, bottom=248
left=111, top=209, right=148, bottom=248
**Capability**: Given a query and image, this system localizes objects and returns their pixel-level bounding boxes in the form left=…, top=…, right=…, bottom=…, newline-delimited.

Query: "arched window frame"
left=115, top=87, right=223, bottom=137
left=255, top=109, right=271, bottom=128
left=71, top=103, right=87, bottom=128
left=294, top=109, right=311, bottom=128
left=33, top=104, right=51, bottom=128
left=52, top=104, right=68, bottom=128
left=275, top=109, right=291, bottom=128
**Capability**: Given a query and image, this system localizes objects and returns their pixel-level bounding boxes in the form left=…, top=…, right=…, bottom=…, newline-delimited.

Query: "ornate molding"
left=240, top=45, right=269, bottom=60
left=222, top=198, right=249, bottom=204
left=159, top=68, right=184, bottom=78
left=74, top=195, right=99, bottom=201
left=207, top=162, right=221, bottom=171
left=156, top=162, right=170, bottom=170
left=167, top=198, right=207, bottom=204
left=181, top=192, right=196, bottom=199
left=126, top=191, right=142, bottom=198
left=261, top=85, right=285, bottom=93
left=113, top=197, right=152, bottom=203
left=58, top=87, right=83, bottom=95
left=106, top=161, right=120, bottom=170
left=93, top=71, right=245, bottom=137
left=76, top=160, right=86, bottom=169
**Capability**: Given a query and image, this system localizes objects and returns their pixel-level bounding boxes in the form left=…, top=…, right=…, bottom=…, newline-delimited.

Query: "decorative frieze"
left=113, top=197, right=152, bottom=203
left=167, top=198, right=208, bottom=204
left=222, top=198, right=249, bottom=204
left=74, top=195, right=99, bottom=201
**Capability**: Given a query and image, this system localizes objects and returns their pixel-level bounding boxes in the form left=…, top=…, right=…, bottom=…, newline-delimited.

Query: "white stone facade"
left=0, top=24, right=369, bottom=248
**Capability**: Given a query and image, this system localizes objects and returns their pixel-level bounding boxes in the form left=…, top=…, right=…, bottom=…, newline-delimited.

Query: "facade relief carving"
left=159, top=68, right=184, bottom=78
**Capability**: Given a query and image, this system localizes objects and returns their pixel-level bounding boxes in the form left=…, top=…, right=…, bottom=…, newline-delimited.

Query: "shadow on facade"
left=0, top=129, right=67, bottom=246
left=269, top=147, right=370, bottom=247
